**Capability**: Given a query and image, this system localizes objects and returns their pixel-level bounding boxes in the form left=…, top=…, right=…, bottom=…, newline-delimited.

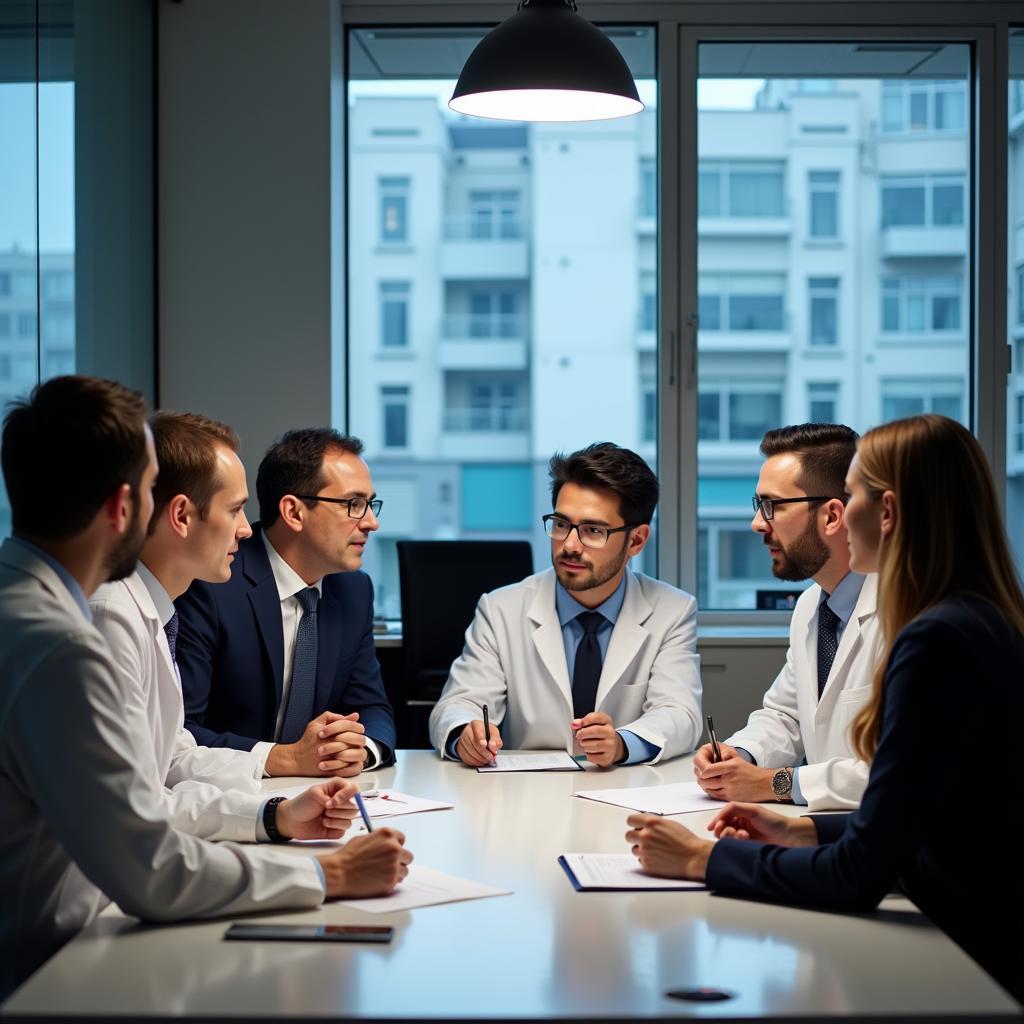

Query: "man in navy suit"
left=176, top=428, right=396, bottom=777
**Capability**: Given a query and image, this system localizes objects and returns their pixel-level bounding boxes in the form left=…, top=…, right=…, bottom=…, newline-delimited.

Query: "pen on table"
left=482, top=703, right=496, bottom=764
left=706, top=715, right=722, bottom=764
left=353, top=791, right=374, bottom=832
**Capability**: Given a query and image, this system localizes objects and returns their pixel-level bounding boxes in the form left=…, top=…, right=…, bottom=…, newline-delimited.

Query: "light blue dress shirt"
left=554, top=575, right=660, bottom=765
left=736, top=571, right=865, bottom=804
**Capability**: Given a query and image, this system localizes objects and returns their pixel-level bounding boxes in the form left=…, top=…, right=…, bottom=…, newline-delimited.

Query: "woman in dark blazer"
left=626, top=414, right=1024, bottom=1001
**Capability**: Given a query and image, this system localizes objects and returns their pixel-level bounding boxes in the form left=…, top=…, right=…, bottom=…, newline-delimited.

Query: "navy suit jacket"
left=175, top=527, right=396, bottom=761
left=706, top=596, right=1023, bottom=1002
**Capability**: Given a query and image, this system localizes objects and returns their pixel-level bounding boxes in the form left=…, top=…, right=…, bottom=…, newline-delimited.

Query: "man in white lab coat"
left=0, top=378, right=411, bottom=998
left=694, top=423, right=882, bottom=811
left=429, top=442, right=702, bottom=767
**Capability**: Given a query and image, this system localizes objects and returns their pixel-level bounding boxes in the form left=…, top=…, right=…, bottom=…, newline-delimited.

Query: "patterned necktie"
left=163, top=611, right=179, bottom=666
left=817, top=600, right=841, bottom=698
left=280, top=587, right=320, bottom=743
left=572, top=611, right=605, bottom=719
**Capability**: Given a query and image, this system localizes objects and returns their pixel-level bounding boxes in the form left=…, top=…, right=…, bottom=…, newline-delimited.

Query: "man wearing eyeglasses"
left=429, top=442, right=702, bottom=767
left=693, top=423, right=881, bottom=811
left=176, top=428, right=396, bottom=776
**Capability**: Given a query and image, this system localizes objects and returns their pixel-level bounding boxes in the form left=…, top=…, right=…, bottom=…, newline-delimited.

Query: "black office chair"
left=396, top=540, right=533, bottom=748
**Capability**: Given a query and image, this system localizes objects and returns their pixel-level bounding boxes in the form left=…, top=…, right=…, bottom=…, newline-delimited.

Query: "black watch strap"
left=263, top=796, right=287, bottom=842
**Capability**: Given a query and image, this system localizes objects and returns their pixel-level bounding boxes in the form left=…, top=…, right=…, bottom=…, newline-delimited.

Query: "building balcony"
left=881, top=225, right=966, bottom=260
left=697, top=329, right=793, bottom=352
left=440, top=314, right=528, bottom=370
left=440, top=406, right=530, bottom=459
left=442, top=216, right=529, bottom=280
left=698, top=216, right=792, bottom=239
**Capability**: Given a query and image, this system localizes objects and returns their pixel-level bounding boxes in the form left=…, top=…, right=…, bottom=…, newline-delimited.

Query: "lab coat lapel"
left=596, top=572, right=650, bottom=708
left=527, top=572, right=574, bottom=715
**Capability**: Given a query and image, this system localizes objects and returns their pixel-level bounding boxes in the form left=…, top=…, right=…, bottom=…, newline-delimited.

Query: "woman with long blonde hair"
left=626, top=415, right=1024, bottom=999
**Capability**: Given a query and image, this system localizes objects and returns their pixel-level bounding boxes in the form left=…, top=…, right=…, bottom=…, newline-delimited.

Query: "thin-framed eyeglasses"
left=293, top=494, right=383, bottom=519
left=751, top=495, right=838, bottom=522
left=542, top=513, right=639, bottom=549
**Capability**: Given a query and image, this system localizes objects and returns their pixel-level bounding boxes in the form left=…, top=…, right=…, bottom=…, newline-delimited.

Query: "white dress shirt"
left=252, top=533, right=380, bottom=769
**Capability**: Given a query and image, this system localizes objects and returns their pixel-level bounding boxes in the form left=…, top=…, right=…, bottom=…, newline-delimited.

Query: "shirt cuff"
left=311, top=856, right=327, bottom=896
left=617, top=729, right=661, bottom=765
left=253, top=741, right=276, bottom=778
left=255, top=798, right=270, bottom=842
left=445, top=729, right=462, bottom=760
left=734, top=746, right=756, bottom=765
left=791, top=765, right=808, bottom=806
left=364, top=737, right=381, bottom=769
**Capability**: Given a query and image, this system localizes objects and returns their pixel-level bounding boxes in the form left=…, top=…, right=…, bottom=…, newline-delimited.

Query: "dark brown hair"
left=150, top=412, right=240, bottom=523
left=257, top=428, right=364, bottom=526
left=549, top=442, right=658, bottom=524
left=2, top=375, right=148, bottom=541
left=760, top=423, right=859, bottom=499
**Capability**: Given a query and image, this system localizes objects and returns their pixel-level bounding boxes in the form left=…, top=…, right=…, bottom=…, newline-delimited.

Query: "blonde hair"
left=850, top=415, right=1024, bottom=761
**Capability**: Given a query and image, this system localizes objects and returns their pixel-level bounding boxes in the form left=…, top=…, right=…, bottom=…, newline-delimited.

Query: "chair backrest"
left=398, top=540, right=533, bottom=699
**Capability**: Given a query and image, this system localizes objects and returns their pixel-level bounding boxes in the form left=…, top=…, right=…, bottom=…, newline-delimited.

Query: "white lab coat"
left=0, top=540, right=323, bottom=997
left=726, top=574, right=882, bottom=810
left=90, top=571, right=267, bottom=841
left=429, top=568, right=702, bottom=763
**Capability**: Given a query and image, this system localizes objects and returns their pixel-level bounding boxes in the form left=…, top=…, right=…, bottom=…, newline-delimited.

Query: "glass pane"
left=697, top=42, right=971, bottom=609
left=347, top=27, right=658, bottom=618
left=1008, top=28, right=1024, bottom=581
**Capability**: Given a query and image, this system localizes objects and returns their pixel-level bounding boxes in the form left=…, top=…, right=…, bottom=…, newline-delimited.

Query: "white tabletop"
left=3, top=752, right=1017, bottom=1020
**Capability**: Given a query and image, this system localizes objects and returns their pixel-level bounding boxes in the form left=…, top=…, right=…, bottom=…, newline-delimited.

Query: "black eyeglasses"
left=293, top=495, right=383, bottom=520
left=751, top=495, right=837, bottom=522
left=542, top=513, right=639, bottom=549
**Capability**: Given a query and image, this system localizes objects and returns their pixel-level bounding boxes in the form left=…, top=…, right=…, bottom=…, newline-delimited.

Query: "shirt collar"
left=136, top=560, right=177, bottom=628
left=10, top=536, right=93, bottom=622
left=555, top=570, right=628, bottom=627
left=262, top=532, right=323, bottom=603
left=819, top=570, right=865, bottom=627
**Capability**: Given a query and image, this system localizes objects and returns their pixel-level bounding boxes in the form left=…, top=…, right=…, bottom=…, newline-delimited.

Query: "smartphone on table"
left=224, top=923, right=394, bottom=943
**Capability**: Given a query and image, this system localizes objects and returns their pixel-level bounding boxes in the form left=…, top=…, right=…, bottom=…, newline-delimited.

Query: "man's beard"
left=554, top=542, right=630, bottom=593
left=769, top=517, right=829, bottom=582
left=104, top=498, right=146, bottom=582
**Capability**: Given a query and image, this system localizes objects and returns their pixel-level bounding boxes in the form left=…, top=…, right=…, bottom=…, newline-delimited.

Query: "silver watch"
left=771, top=767, right=793, bottom=802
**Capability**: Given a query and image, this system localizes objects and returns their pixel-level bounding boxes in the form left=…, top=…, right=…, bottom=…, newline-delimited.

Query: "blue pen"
left=354, top=791, right=374, bottom=832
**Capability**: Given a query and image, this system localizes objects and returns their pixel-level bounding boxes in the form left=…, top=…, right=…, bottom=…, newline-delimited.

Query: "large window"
left=347, top=27, right=657, bottom=616
left=1007, top=28, right=1024, bottom=577
left=697, top=42, right=971, bottom=609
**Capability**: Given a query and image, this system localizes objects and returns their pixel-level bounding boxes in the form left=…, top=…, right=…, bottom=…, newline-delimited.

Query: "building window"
left=380, top=282, right=409, bottom=348
left=719, top=529, right=768, bottom=580
left=881, top=175, right=964, bottom=228
left=808, top=170, right=839, bottom=238
left=699, top=161, right=785, bottom=218
left=881, top=277, right=962, bottom=334
left=880, top=379, right=964, bottom=424
left=1017, top=395, right=1024, bottom=454
left=0, top=272, right=10, bottom=298
left=1017, top=266, right=1024, bottom=325
left=640, top=352, right=656, bottom=442
left=640, top=272, right=656, bottom=331
left=880, top=80, right=967, bottom=133
left=808, top=382, right=839, bottom=423
left=0, top=313, right=10, bottom=339
left=461, top=464, right=532, bottom=531
left=639, top=158, right=656, bottom=217
left=443, top=372, right=529, bottom=433
left=699, top=274, right=785, bottom=332
left=700, top=381, right=783, bottom=442
left=17, top=312, right=37, bottom=339
left=469, top=190, right=521, bottom=239
left=379, top=177, right=410, bottom=243
left=808, top=277, right=839, bottom=346
left=381, top=386, right=409, bottom=447
left=468, top=289, right=518, bottom=338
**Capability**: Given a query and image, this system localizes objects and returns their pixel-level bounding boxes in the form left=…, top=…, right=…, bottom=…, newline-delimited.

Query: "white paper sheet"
left=574, top=781, right=721, bottom=815
left=560, top=853, right=705, bottom=891
left=476, top=751, right=582, bottom=773
left=337, top=865, right=512, bottom=912
left=272, top=785, right=453, bottom=819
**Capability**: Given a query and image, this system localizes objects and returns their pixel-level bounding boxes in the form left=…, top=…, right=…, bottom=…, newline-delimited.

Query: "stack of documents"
left=339, top=865, right=512, bottom=912
left=574, top=781, right=720, bottom=815
left=272, top=785, right=453, bottom=819
left=558, top=854, right=705, bottom=891
left=477, top=751, right=582, bottom=773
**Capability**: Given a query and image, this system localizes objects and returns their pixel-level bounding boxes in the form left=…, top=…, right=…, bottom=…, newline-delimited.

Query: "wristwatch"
left=771, top=767, right=794, bottom=803
left=262, top=795, right=287, bottom=842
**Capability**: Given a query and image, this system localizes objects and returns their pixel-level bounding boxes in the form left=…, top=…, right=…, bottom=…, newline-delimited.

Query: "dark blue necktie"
left=817, top=600, right=840, bottom=698
left=280, top=587, right=320, bottom=743
left=572, top=611, right=605, bottom=719
left=163, top=611, right=179, bottom=666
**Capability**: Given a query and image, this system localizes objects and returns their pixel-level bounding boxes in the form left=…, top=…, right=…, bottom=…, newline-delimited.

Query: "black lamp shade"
left=449, top=0, right=643, bottom=122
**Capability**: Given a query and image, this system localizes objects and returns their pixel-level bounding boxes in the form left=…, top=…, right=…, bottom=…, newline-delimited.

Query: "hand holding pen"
left=454, top=704, right=502, bottom=766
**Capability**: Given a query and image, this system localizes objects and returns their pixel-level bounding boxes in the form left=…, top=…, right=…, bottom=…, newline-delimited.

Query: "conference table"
left=3, top=751, right=1018, bottom=1022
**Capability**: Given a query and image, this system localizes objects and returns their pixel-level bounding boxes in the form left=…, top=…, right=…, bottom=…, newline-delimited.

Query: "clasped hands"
left=265, top=710, right=369, bottom=777
left=456, top=711, right=626, bottom=768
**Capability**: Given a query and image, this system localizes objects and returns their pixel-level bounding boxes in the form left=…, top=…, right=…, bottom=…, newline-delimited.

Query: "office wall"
left=157, top=0, right=344, bottom=480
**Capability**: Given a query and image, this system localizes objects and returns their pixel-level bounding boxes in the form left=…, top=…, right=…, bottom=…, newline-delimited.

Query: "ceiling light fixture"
left=449, top=0, right=643, bottom=123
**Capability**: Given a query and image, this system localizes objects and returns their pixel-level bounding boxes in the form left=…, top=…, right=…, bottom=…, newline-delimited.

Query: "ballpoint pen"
left=353, top=791, right=374, bottom=832
left=482, top=703, right=496, bottom=765
left=706, top=715, right=722, bottom=763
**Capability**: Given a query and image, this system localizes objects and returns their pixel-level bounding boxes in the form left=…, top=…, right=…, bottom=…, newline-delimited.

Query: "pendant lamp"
left=449, top=0, right=643, bottom=123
